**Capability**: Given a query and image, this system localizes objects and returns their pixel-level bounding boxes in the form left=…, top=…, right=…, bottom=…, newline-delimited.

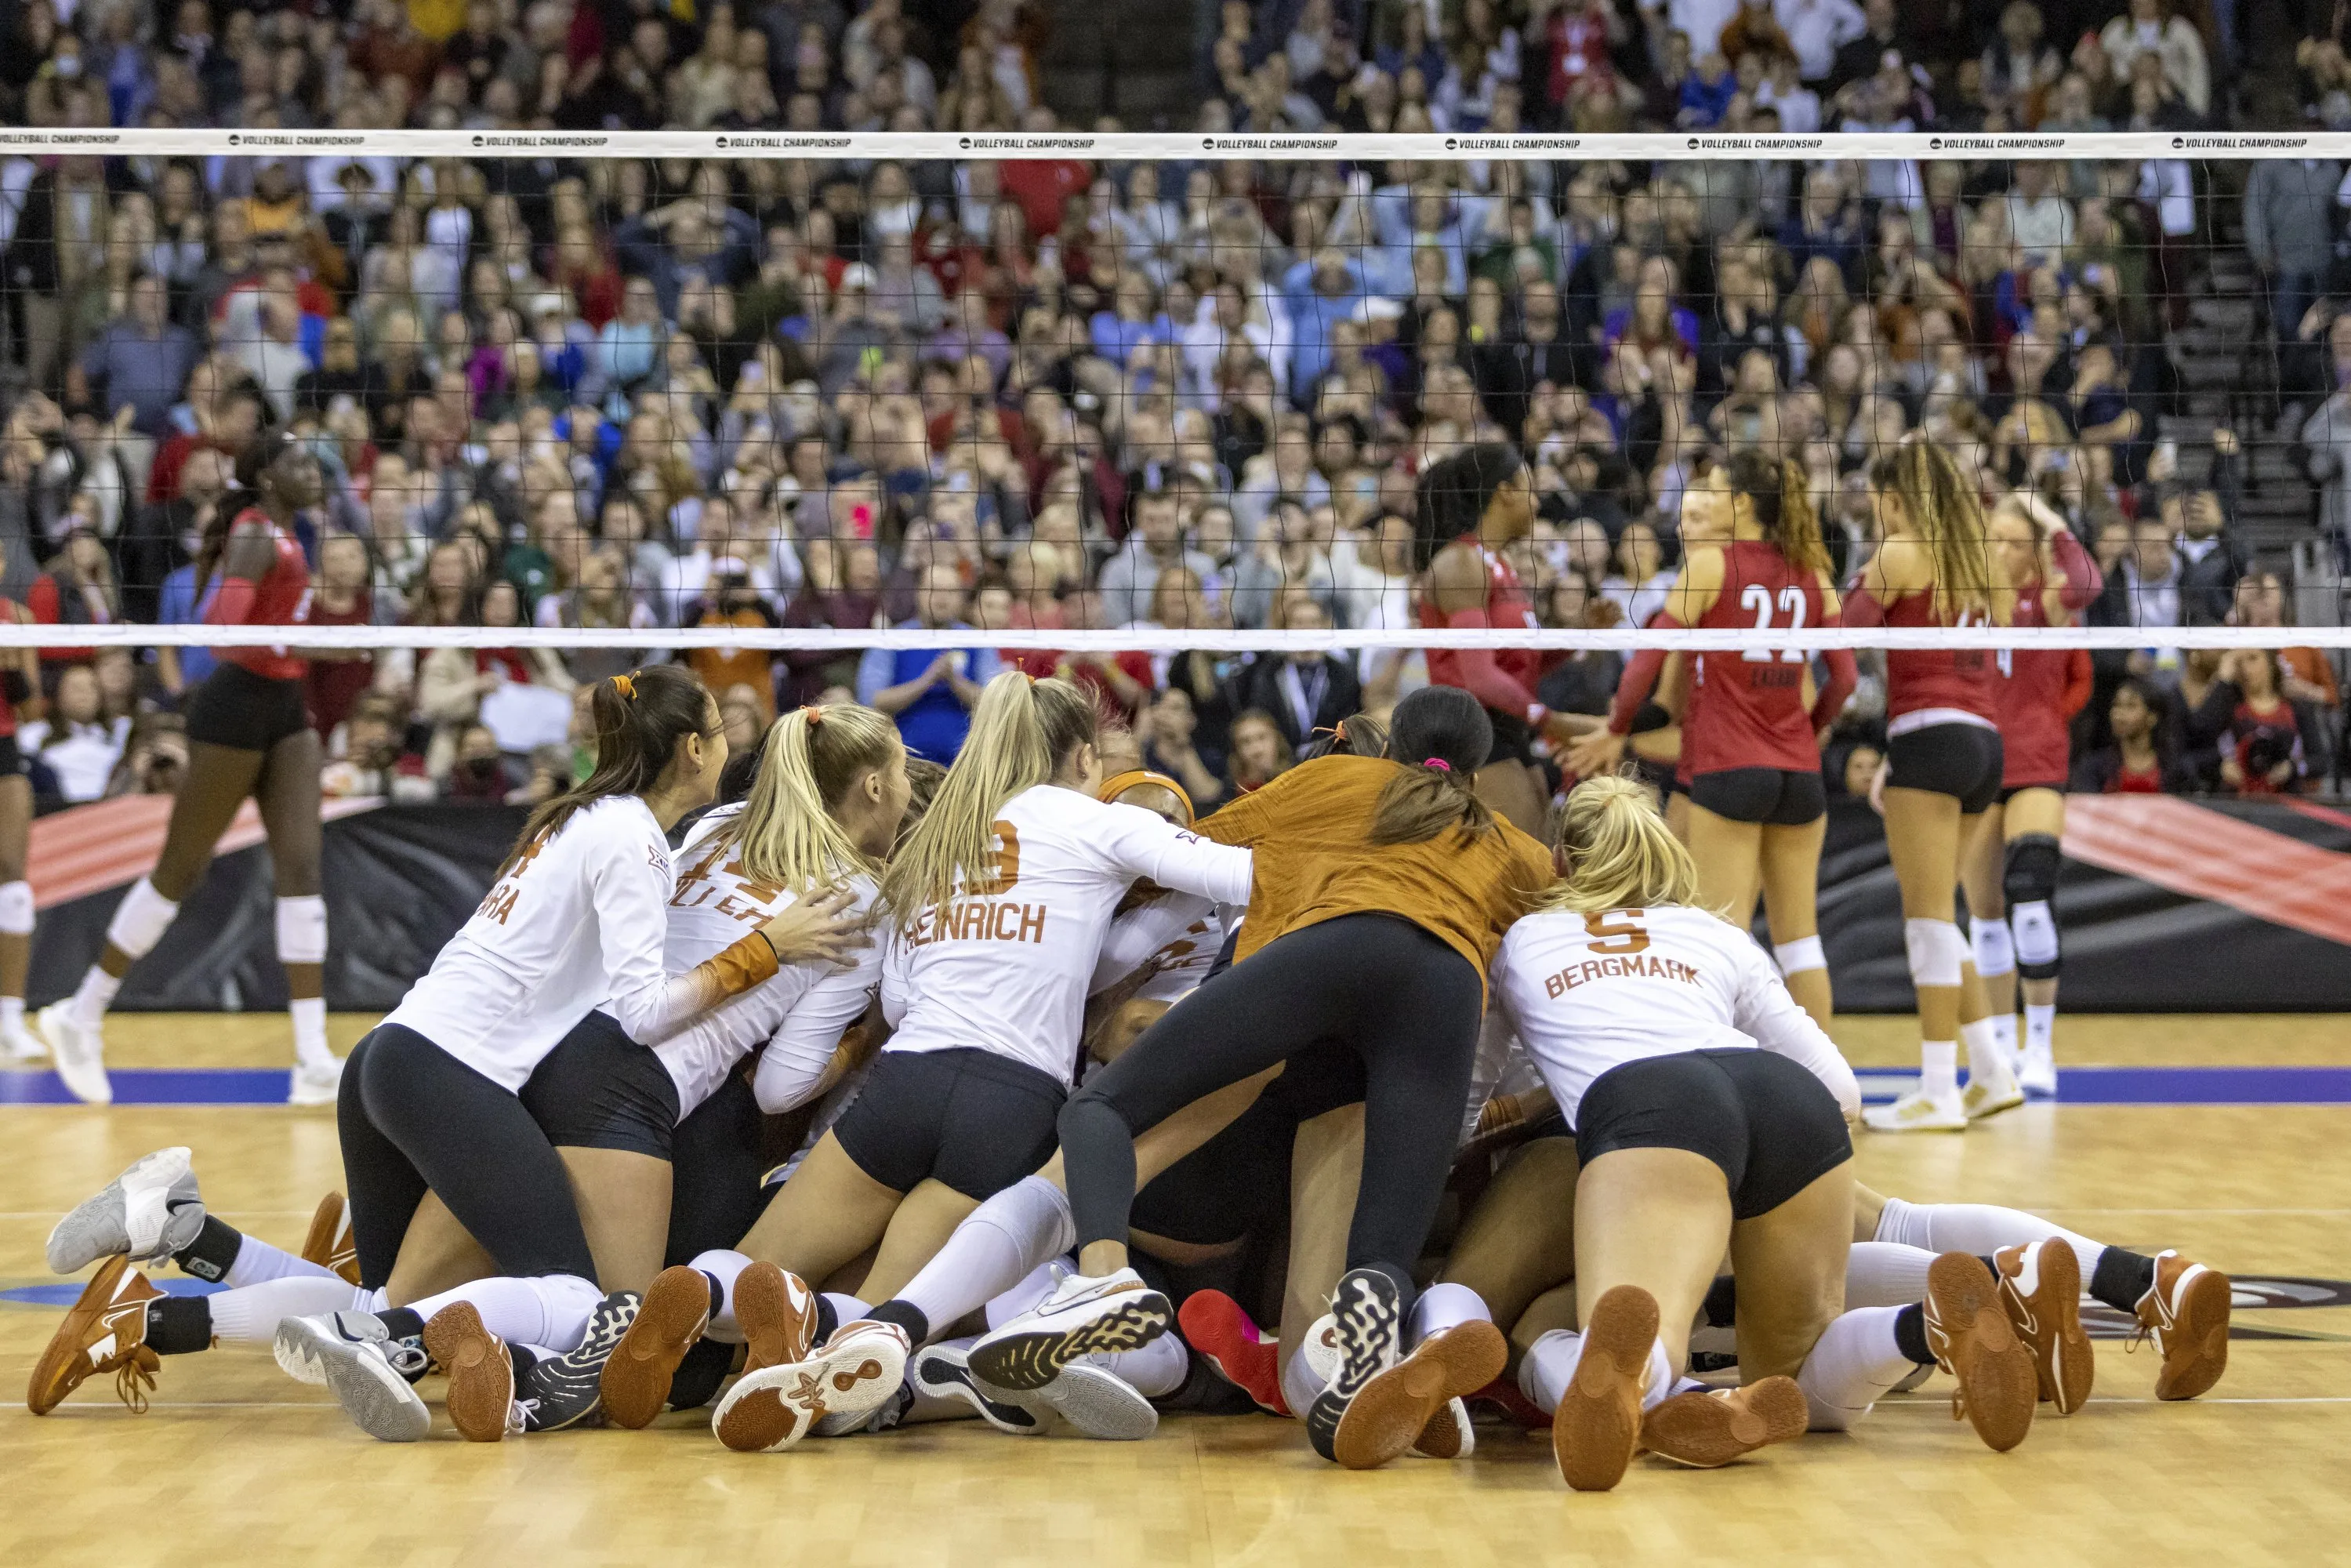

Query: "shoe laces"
left=111, top=1346, right=161, bottom=1414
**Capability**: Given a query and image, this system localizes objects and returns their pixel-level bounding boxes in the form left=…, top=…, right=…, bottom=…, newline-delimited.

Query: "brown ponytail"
left=497, top=664, right=713, bottom=875
left=1366, top=686, right=1498, bottom=846
left=1722, top=448, right=1831, bottom=576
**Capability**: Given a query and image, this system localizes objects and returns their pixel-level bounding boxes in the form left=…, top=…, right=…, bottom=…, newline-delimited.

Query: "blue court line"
left=1856, top=1066, right=2351, bottom=1105
left=3, top=1064, right=2348, bottom=1107
left=0, top=1278, right=222, bottom=1306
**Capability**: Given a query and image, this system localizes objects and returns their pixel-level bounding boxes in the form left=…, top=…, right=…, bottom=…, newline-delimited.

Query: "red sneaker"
left=1177, top=1290, right=1285, bottom=1415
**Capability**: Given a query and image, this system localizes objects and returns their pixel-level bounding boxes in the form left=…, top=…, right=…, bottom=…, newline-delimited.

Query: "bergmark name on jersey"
left=1543, top=951, right=1706, bottom=996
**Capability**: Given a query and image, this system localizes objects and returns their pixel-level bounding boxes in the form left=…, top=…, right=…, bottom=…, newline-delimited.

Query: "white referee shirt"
left=881, top=784, right=1254, bottom=1085
left=386, top=796, right=775, bottom=1091
left=651, top=802, right=885, bottom=1116
left=1490, top=903, right=1859, bottom=1127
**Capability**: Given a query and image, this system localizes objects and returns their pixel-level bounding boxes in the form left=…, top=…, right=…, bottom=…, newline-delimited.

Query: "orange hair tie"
left=611, top=673, right=637, bottom=700
left=805, top=706, right=824, bottom=728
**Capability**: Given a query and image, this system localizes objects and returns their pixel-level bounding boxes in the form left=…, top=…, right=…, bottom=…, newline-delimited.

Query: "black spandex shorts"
left=1574, top=1048, right=1852, bottom=1221
left=1481, top=705, right=1537, bottom=768
left=183, top=662, right=310, bottom=753
left=1886, top=722, right=2004, bottom=815
left=1687, top=767, right=1827, bottom=826
left=1997, top=781, right=2065, bottom=805
left=1128, top=1081, right=1300, bottom=1248
left=832, top=1047, right=1066, bottom=1200
left=517, top=1009, right=682, bottom=1160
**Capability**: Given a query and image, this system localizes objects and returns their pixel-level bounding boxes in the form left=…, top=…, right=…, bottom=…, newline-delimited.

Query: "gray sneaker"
left=278, top=1312, right=431, bottom=1443
left=46, top=1147, right=205, bottom=1275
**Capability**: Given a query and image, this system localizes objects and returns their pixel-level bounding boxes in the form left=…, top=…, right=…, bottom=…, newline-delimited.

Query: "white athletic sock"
left=1988, top=1012, right=2017, bottom=1059
left=1515, top=1328, right=1672, bottom=1415
left=1845, top=1242, right=1939, bottom=1308
left=1407, top=1281, right=1492, bottom=1346
left=1795, top=1306, right=1919, bottom=1432
left=1960, top=1017, right=2008, bottom=1083
left=1874, top=1197, right=2103, bottom=1278
left=688, top=1248, right=753, bottom=1343
left=405, top=1273, right=604, bottom=1352
left=824, top=1293, right=871, bottom=1334
left=205, top=1275, right=368, bottom=1345
left=983, top=1261, right=1062, bottom=1330
left=357, top=1287, right=388, bottom=1312
left=288, top=997, right=333, bottom=1069
left=894, top=1176, right=1074, bottom=1338
left=225, top=1232, right=343, bottom=1288
left=1919, top=1040, right=1959, bottom=1099
left=1083, top=1333, right=1188, bottom=1397
left=71, top=967, right=122, bottom=1031
left=2024, top=1004, right=2055, bottom=1057
left=1280, top=1335, right=1325, bottom=1417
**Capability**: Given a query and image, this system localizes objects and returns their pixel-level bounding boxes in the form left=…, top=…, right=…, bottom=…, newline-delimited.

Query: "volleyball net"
left=0, top=129, right=2346, bottom=793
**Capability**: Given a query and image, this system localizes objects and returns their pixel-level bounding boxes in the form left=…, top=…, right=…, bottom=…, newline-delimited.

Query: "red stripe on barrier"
left=27, top=797, right=385, bottom=911
left=2062, top=797, right=2351, bottom=946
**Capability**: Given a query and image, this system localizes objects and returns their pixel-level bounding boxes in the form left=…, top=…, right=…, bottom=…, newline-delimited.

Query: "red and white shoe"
left=1177, top=1290, right=1285, bottom=1414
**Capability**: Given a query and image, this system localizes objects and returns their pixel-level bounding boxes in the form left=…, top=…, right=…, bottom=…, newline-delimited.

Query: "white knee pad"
left=1902, top=919, right=1965, bottom=989
left=1772, top=935, right=1827, bottom=976
left=104, top=877, right=181, bottom=961
left=1968, top=916, right=2014, bottom=979
left=276, top=895, right=328, bottom=965
left=0, top=879, right=31, bottom=935
left=2011, top=901, right=2059, bottom=971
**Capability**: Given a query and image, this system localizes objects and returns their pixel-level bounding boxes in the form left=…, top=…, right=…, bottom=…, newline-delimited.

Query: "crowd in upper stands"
left=0, top=0, right=2342, bottom=810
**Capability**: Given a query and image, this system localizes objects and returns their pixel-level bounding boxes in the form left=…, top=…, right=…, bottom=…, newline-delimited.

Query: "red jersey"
left=1420, top=543, right=1544, bottom=718
left=209, top=510, right=311, bottom=683
left=1880, top=585, right=1996, bottom=728
left=1685, top=541, right=1827, bottom=775
left=1994, top=590, right=2092, bottom=788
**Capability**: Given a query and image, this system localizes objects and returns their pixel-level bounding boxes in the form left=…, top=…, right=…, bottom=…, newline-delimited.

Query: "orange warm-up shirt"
left=1202, top=754, right=1555, bottom=993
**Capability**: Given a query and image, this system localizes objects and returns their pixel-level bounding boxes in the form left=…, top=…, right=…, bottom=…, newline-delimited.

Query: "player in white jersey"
left=695, top=673, right=1253, bottom=1454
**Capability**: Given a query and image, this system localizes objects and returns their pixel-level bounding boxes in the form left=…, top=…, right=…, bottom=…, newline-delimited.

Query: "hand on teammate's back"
left=759, top=887, right=872, bottom=966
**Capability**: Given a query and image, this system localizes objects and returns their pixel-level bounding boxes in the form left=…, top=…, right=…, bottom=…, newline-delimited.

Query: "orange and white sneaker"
left=299, top=1191, right=361, bottom=1287
left=27, top=1254, right=163, bottom=1415
left=709, top=1319, right=909, bottom=1454
left=1642, top=1377, right=1809, bottom=1468
left=1551, top=1285, right=1660, bottom=1493
left=1330, top=1319, right=1506, bottom=1469
left=734, top=1261, right=821, bottom=1377
left=422, top=1301, right=515, bottom=1443
left=600, top=1265, right=717, bottom=1430
left=1411, top=1397, right=1475, bottom=1459
left=1922, top=1252, right=2037, bottom=1452
left=1994, top=1240, right=2094, bottom=1414
left=2132, top=1251, right=2230, bottom=1401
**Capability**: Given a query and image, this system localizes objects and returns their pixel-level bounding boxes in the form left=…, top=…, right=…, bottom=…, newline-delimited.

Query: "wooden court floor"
left=2, top=1014, right=2349, bottom=1567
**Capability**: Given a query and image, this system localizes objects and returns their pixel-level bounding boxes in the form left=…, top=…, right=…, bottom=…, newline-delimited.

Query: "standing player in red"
left=1846, top=437, right=2023, bottom=1132
left=1413, top=443, right=1580, bottom=834
left=1569, top=453, right=1856, bottom=1029
left=39, top=431, right=341, bottom=1105
left=1963, top=501, right=2098, bottom=1099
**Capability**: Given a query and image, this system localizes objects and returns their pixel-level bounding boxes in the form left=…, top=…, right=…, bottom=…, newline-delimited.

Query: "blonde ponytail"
left=881, top=672, right=1098, bottom=929
left=715, top=702, right=902, bottom=895
left=1539, top=774, right=1702, bottom=914
left=1869, top=437, right=2001, bottom=624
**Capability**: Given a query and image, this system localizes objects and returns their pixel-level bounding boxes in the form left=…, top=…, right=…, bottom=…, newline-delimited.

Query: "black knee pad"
left=2005, top=833, right=2063, bottom=981
left=2002, top=833, right=2062, bottom=911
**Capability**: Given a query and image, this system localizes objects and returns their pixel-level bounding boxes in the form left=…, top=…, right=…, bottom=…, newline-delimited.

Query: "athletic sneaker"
left=26, top=1254, right=162, bottom=1415
left=967, top=1266, right=1173, bottom=1392
left=2015, top=1040, right=2058, bottom=1098
left=1551, top=1284, right=1660, bottom=1493
left=1863, top=1086, right=1968, bottom=1133
left=912, top=1343, right=1045, bottom=1436
left=281, top=1312, right=432, bottom=1443
left=1642, top=1377, right=1808, bottom=1468
left=1304, top=1268, right=1406, bottom=1464
left=601, top=1265, right=712, bottom=1429
left=1961, top=1053, right=2026, bottom=1120
left=1466, top=1374, right=1552, bottom=1430
left=36, top=1000, right=111, bottom=1105
left=299, top=1191, right=361, bottom=1286
left=2132, top=1250, right=2230, bottom=1401
left=1022, top=1362, right=1160, bottom=1440
left=1994, top=1240, right=2094, bottom=1414
left=1177, top=1289, right=1285, bottom=1415
left=422, top=1302, right=515, bottom=1442
left=513, top=1290, right=640, bottom=1435
left=1411, top=1397, right=1475, bottom=1459
left=733, top=1260, right=822, bottom=1377
left=2, top=1006, right=45, bottom=1062
left=813, top=1381, right=915, bottom=1436
left=1921, top=1251, right=2037, bottom=1452
left=45, top=1145, right=205, bottom=1274
left=711, top=1320, right=911, bottom=1454
left=1330, top=1318, right=1506, bottom=1470
left=288, top=1056, right=344, bottom=1108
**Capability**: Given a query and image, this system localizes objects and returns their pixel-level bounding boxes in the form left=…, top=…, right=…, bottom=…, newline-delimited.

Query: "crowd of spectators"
left=0, top=0, right=2342, bottom=812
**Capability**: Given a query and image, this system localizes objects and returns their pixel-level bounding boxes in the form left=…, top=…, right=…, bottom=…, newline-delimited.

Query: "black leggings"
left=337, top=1022, right=599, bottom=1288
left=1059, top=913, right=1486, bottom=1309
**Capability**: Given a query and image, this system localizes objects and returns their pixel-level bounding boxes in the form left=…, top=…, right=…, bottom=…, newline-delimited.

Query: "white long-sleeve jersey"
left=648, top=803, right=885, bottom=1117
left=385, top=796, right=775, bottom=1091
left=1490, top=903, right=1860, bottom=1127
left=1087, top=890, right=1229, bottom=1006
left=881, top=784, right=1254, bottom=1085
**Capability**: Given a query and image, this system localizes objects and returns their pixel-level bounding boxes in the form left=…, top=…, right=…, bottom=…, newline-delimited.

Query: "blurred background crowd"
left=0, top=0, right=2346, bottom=812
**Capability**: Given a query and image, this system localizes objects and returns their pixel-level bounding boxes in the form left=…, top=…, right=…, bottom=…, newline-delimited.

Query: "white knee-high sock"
left=1083, top=1333, right=1188, bottom=1397
left=1796, top=1307, right=1922, bottom=1432
left=983, top=1261, right=1062, bottom=1330
left=688, top=1249, right=754, bottom=1342
left=1515, top=1328, right=1672, bottom=1415
left=223, top=1232, right=343, bottom=1289
left=894, top=1176, right=1075, bottom=1336
left=1407, top=1281, right=1492, bottom=1346
left=206, top=1276, right=372, bottom=1345
left=405, top=1273, right=604, bottom=1352
left=1874, top=1196, right=2102, bottom=1277
left=824, top=1293, right=871, bottom=1331
left=1845, top=1242, right=1939, bottom=1308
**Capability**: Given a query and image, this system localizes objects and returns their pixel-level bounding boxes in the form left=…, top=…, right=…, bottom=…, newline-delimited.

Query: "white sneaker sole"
left=46, top=1146, right=195, bottom=1273
left=713, top=1330, right=908, bottom=1453
left=38, top=1003, right=111, bottom=1105
left=309, top=1334, right=431, bottom=1442
left=1026, top=1363, right=1158, bottom=1441
left=273, top=1317, right=343, bottom=1388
